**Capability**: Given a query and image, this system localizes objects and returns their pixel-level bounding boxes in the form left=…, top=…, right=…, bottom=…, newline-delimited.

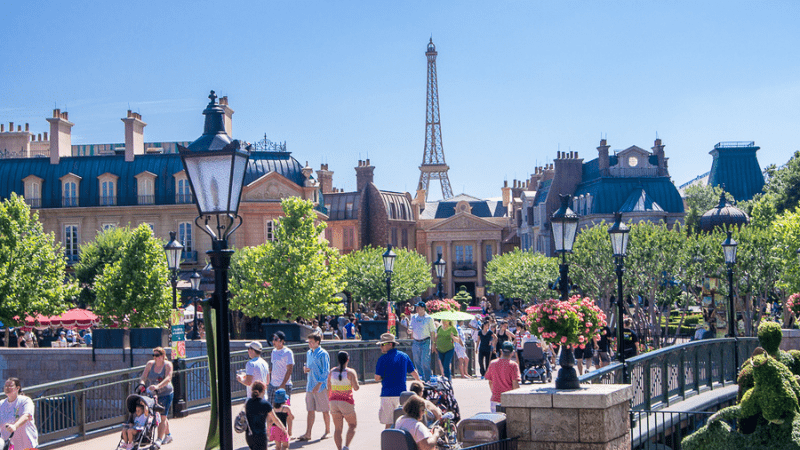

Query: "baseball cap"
left=274, top=388, right=287, bottom=404
left=246, top=341, right=263, bottom=352
left=501, top=341, right=514, bottom=353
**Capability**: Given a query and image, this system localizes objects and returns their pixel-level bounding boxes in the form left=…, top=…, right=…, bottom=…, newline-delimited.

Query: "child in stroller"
left=422, top=375, right=461, bottom=423
left=117, top=394, right=162, bottom=450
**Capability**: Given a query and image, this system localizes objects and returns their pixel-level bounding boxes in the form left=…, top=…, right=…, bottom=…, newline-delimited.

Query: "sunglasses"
left=380, top=343, right=392, bottom=346
left=153, top=353, right=162, bottom=357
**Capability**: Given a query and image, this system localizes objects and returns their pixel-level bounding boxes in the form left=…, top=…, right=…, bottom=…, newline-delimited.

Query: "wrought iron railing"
left=579, top=337, right=758, bottom=411
left=630, top=407, right=736, bottom=450
left=461, top=437, right=518, bottom=450
left=12, top=338, right=474, bottom=447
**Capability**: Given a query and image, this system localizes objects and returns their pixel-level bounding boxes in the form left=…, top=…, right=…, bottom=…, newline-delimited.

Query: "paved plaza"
left=53, top=378, right=493, bottom=450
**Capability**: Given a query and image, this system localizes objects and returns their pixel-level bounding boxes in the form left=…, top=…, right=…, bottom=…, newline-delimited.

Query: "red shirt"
left=484, top=357, right=521, bottom=403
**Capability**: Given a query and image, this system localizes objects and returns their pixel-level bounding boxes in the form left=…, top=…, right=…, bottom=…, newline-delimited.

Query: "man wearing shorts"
left=268, top=331, right=294, bottom=405
left=374, top=333, right=420, bottom=428
left=298, top=332, right=330, bottom=441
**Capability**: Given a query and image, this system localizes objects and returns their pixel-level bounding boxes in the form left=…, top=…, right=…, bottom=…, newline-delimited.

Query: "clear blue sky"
left=3, top=1, right=799, bottom=200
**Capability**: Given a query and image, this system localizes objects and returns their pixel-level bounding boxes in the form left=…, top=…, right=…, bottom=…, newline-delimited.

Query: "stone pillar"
left=502, top=384, right=633, bottom=450
left=476, top=239, right=484, bottom=292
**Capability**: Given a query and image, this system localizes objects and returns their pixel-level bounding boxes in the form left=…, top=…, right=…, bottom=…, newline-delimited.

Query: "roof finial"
left=208, top=90, right=217, bottom=105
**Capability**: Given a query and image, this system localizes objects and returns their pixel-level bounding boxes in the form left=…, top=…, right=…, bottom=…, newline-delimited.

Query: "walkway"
left=52, top=378, right=492, bottom=450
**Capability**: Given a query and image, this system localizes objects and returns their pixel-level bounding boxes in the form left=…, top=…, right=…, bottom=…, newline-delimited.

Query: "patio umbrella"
left=50, top=309, right=99, bottom=329
left=429, top=310, right=478, bottom=321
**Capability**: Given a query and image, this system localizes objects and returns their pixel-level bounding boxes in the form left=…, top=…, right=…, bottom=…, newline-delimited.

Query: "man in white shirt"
left=268, top=331, right=295, bottom=405
left=409, top=300, right=437, bottom=382
left=236, top=341, right=270, bottom=398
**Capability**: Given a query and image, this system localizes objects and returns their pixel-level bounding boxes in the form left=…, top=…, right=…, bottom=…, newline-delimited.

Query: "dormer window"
left=98, top=173, right=118, bottom=206
left=174, top=171, right=193, bottom=204
left=22, top=175, right=43, bottom=208
left=60, top=173, right=82, bottom=207
left=135, top=172, right=157, bottom=205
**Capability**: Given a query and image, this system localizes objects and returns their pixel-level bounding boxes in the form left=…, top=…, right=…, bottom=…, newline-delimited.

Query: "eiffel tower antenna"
left=418, top=38, right=454, bottom=201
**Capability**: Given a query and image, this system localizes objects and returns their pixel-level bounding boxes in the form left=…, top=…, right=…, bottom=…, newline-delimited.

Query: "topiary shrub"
left=760, top=321, right=784, bottom=355
left=452, top=286, right=472, bottom=310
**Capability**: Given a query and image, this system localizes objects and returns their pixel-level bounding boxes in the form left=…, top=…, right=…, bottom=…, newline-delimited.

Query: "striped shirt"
left=328, top=368, right=354, bottom=404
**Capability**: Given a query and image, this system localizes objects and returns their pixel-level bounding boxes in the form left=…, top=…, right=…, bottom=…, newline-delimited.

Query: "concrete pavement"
left=52, top=377, right=493, bottom=450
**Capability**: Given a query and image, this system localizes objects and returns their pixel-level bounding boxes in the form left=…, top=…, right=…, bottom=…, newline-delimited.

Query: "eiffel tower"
left=418, top=38, right=454, bottom=201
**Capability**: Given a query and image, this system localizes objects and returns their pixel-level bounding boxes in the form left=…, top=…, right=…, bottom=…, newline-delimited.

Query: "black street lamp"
left=434, top=253, right=446, bottom=300
left=608, top=212, right=630, bottom=383
left=178, top=91, right=251, bottom=450
left=189, top=271, right=202, bottom=340
left=164, top=231, right=184, bottom=310
left=383, top=244, right=396, bottom=334
left=551, top=194, right=579, bottom=301
left=722, top=230, right=739, bottom=374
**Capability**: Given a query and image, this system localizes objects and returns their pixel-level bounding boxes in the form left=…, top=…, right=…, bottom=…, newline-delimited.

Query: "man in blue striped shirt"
left=298, top=332, right=330, bottom=441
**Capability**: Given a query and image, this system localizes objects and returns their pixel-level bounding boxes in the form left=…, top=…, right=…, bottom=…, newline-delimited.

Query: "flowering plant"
left=523, top=296, right=607, bottom=348
left=787, top=293, right=800, bottom=317
left=426, top=298, right=461, bottom=312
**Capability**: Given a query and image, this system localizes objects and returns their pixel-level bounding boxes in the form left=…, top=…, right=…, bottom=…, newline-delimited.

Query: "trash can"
left=457, top=412, right=507, bottom=447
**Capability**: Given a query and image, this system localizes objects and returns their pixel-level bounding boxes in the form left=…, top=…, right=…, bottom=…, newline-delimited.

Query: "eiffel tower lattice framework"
left=418, top=38, right=454, bottom=201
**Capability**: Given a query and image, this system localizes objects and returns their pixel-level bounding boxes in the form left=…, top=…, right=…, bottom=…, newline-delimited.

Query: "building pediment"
left=242, top=171, right=302, bottom=201
left=427, top=212, right=504, bottom=232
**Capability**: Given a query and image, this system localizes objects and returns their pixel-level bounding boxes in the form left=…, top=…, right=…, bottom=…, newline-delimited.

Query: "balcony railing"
left=181, top=250, right=198, bottom=263
left=100, top=196, right=117, bottom=206
left=25, top=197, right=41, bottom=208
left=137, top=195, right=155, bottom=205
left=176, top=193, right=194, bottom=204
left=62, top=197, right=78, bottom=207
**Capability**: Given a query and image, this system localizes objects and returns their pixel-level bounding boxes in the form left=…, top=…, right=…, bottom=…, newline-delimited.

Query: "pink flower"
left=578, top=336, right=585, bottom=342
left=538, top=327, right=544, bottom=333
left=579, top=344, right=585, bottom=349
left=560, top=336, right=567, bottom=343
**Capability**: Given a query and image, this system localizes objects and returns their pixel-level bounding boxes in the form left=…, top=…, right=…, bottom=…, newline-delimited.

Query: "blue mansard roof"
left=573, top=175, right=684, bottom=214
left=0, top=150, right=306, bottom=209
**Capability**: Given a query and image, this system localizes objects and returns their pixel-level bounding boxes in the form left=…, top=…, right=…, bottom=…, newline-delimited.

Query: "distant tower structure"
left=418, top=38, right=454, bottom=201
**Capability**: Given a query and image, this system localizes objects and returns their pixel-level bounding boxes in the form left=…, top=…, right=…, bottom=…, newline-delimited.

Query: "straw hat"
left=376, top=333, right=398, bottom=345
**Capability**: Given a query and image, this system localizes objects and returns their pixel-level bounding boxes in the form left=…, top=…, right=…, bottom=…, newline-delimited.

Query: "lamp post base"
left=555, top=346, right=581, bottom=390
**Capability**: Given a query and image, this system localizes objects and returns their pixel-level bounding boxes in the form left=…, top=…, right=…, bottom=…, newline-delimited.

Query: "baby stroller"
left=521, top=342, right=551, bottom=383
left=423, top=376, right=461, bottom=423
left=115, top=393, right=163, bottom=450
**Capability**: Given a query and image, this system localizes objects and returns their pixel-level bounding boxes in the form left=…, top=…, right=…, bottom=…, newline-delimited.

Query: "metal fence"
left=630, top=408, right=736, bottom=450
left=460, top=437, right=518, bottom=450
left=11, top=338, right=475, bottom=447
left=579, top=337, right=758, bottom=411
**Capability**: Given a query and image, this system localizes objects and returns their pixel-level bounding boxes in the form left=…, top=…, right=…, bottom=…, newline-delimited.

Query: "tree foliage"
left=340, top=246, right=434, bottom=305
left=0, top=193, right=77, bottom=326
left=773, top=208, right=800, bottom=295
left=94, top=224, right=171, bottom=328
left=485, top=248, right=558, bottom=302
left=230, top=197, right=346, bottom=320
left=762, top=151, right=800, bottom=215
left=570, top=222, right=616, bottom=311
left=74, top=226, right=133, bottom=307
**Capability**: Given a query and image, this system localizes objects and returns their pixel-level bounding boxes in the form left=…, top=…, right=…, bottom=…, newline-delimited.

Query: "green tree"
left=762, top=151, right=800, bottom=215
left=340, top=246, right=434, bottom=305
left=74, top=226, right=133, bottom=307
left=0, top=193, right=77, bottom=328
left=684, top=184, right=735, bottom=233
left=570, top=221, right=616, bottom=311
left=485, top=249, right=558, bottom=302
left=773, top=208, right=800, bottom=296
left=94, top=224, right=171, bottom=328
left=230, top=197, right=346, bottom=320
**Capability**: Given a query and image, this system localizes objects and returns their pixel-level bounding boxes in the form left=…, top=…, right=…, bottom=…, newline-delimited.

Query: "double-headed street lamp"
left=551, top=194, right=579, bottom=301
left=189, top=270, right=202, bottom=340
left=178, top=91, right=251, bottom=450
left=164, top=231, right=184, bottom=310
left=434, top=253, right=446, bottom=300
left=608, top=212, right=630, bottom=383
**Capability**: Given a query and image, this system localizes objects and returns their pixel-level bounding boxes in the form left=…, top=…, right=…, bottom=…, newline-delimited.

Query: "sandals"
left=296, top=435, right=310, bottom=441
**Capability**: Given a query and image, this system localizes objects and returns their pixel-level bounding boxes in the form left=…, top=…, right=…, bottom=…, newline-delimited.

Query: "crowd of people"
left=4, top=327, right=93, bottom=348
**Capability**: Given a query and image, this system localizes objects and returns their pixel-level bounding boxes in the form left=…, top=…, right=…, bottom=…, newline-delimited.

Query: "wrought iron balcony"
left=138, top=195, right=155, bottom=205
left=100, top=196, right=117, bottom=206
left=25, top=197, right=41, bottom=208
left=62, top=197, right=78, bottom=207
left=176, top=193, right=194, bottom=204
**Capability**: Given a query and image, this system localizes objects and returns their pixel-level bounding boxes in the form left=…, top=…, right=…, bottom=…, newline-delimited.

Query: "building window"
left=436, top=245, right=443, bottom=258
left=179, top=222, right=193, bottom=252
left=63, top=181, right=77, bottom=207
left=23, top=177, right=42, bottom=208
left=389, top=203, right=397, bottom=219
left=455, top=245, right=463, bottom=263
left=465, top=245, right=473, bottom=263
left=401, top=229, right=408, bottom=248
left=343, top=227, right=355, bottom=249
left=485, top=244, right=493, bottom=262
left=266, top=220, right=276, bottom=242
left=102, top=223, right=116, bottom=231
left=391, top=228, right=398, bottom=247
left=176, top=178, right=193, bottom=204
left=64, top=225, right=79, bottom=263
left=345, top=202, right=354, bottom=217
left=101, top=181, right=116, bottom=206
left=138, top=178, right=154, bottom=205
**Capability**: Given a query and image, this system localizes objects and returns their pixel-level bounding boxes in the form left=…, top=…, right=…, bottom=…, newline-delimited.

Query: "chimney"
left=121, top=110, right=147, bottom=162
left=652, top=138, right=667, bottom=176
left=598, top=138, right=610, bottom=174
left=219, top=96, right=234, bottom=136
left=317, top=163, right=334, bottom=194
left=43, top=132, right=48, bottom=141
left=46, top=109, right=73, bottom=164
left=502, top=180, right=512, bottom=207
left=355, top=159, right=375, bottom=192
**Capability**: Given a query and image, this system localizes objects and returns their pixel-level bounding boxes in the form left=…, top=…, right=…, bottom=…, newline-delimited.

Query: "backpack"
left=234, top=406, right=251, bottom=435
